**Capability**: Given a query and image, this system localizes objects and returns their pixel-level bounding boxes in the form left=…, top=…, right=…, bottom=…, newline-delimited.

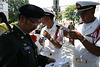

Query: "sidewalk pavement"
left=62, top=37, right=74, bottom=66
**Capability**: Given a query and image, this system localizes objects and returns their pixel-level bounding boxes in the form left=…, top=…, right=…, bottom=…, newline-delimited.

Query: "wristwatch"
left=81, top=37, right=86, bottom=42
left=50, top=37, right=53, bottom=41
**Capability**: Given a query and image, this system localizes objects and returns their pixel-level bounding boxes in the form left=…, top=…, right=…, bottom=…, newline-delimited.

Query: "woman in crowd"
left=0, top=12, right=11, bottom=35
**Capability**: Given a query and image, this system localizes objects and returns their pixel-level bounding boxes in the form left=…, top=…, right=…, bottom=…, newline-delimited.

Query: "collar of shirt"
left=82, top=18, right=100, bottom=35
left=15, top=24, right=26, bottom=35
left=46, top=22, right=57, bottom=32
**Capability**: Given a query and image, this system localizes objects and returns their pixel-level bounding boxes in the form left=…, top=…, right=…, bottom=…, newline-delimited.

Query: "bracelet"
left=81, top=37, right=86, bottom=42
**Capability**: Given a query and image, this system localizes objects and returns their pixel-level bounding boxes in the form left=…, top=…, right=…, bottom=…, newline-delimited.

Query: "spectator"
left=0, top=12, right=11, bottom=35
left=0, top=4, right=55, bottom=67
left=63, top=22, right=67, bottom=28
left=68, top=22, right=75, bottom=43
left=68, top=22, right=75, bottom=31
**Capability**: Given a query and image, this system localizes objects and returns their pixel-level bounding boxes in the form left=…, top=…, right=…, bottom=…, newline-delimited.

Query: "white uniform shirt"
left=40, top=22, right=64, bottom=59
left=74, top=18, right=100, bottom=61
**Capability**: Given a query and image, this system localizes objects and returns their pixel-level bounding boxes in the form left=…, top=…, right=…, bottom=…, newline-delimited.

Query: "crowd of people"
left=0, top=1, right=100, bottom=67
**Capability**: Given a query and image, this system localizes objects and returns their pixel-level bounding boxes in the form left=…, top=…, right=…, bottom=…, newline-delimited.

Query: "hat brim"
left=75, top=11, right=84, bottom=15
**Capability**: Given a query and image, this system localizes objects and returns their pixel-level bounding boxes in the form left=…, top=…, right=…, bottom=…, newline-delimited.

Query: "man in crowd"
left=0, top=4, right=55, bottom=67
left=64, top=1, right=100, bottom=67
left=68, top=22, right=75, bottom=43
left=68, top=22, right=75, bottom=31
left=39, top=8, right=67, bottom=67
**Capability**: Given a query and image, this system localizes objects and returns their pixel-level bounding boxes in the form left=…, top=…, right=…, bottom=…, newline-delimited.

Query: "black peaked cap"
left=19, top=4, right=45, bottom=19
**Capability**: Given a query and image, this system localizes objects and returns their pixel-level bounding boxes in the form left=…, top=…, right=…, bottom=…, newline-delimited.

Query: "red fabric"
left=55, top=28, right=59, bottom=40
left=92, top=25, right=100, bottom=44
left=31, top=35, right=37, bottom=42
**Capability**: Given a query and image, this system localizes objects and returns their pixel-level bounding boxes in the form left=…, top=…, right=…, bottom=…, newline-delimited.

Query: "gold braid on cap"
left=77, top=7, right=93, bottom=11
left=45, top=13, right=50, bottom=15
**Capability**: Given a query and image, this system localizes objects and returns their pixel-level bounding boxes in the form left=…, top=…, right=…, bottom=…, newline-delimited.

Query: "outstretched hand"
left=43, top=30, right=51, bottom=39
left=47, top=58, right=56, bottom=63
left=64, top=30, right=84, bottom=40
left=39, top=37, right=44, bottom=46
left=63, top=30, right=69, bottom=38
left=69, top=30, right=84, bottom=40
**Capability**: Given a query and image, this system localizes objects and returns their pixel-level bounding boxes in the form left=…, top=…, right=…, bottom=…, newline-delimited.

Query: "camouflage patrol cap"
left=19, top=4, right=45, bottom=19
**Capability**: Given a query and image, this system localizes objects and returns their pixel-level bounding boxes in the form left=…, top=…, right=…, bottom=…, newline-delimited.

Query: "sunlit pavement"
left=34, top=34, right=100, bottom=67
left=62, top=37, right=74, bottom=66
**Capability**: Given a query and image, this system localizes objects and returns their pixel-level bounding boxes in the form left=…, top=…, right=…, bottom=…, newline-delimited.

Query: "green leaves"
left=64, top=5, right=80, bottom=23
left=57, top=12, right=62, bottom=20
left=6, top=0, right=29, bottom=23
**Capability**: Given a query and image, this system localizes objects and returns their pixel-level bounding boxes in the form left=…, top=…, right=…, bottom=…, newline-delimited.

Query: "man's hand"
left=47, top=58, right=56, bottom=63
left=63, top=30, right=69, bottom=38
left=69, top=30, right=84, bottom=40
left=39, top=37, right=44, bottom=46
left=43, top=30, right=51, bottom=39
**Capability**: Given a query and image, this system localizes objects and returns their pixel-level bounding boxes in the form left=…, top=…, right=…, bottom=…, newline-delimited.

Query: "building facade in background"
left=95, top=1, right=100, bottom=20
left=0, top=0, right=8, bottom=20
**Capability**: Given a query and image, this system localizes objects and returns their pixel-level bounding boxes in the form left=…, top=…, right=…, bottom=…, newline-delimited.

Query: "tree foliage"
left=57, top=12, right=62, bottom=20
left=6, top=0, right=29, bottom=23
left=64, top=5, right=79, bottom=23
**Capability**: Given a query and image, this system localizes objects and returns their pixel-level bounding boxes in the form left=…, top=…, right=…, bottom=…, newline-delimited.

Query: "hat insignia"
left=76, top=3, right=81, bottom=9
left=45, top=13, right=50, bottom=15
left=21, top=36, right=24, bottom=39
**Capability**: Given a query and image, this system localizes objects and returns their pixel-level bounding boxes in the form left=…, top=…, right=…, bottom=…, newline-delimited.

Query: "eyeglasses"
left=27, top=17, right=41, bottom=25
